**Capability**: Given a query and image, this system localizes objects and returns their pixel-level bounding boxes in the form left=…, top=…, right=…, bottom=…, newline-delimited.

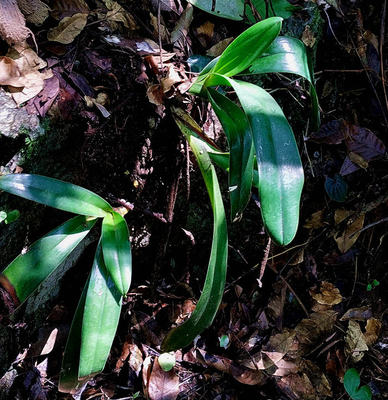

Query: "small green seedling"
left=0, top=209, right=20, bottom=224
left=366, top=279, right=380, bottom=292
left=218, top=334, right=230, bottom=349
left=158, top=353, right=176, bottom=372
left=344, top=368, right=372, bottom=400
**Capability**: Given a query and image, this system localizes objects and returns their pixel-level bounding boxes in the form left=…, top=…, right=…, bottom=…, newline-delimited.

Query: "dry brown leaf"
left=171, top=4, right=193, bottom=45
left=206, top=37, right=233, bottom=57
left=0, top=0, right=31, bottom=45
left=334, top=210, right=365, bottom=253
left=17, top=0, right=49, bottom=26
left=345, top=320, right=368, bottom=362
left=348, top=151, right=369, bottom=170
left=47, top=13, right=88, bottom=44
left=150, top=13, right=169, bottom=43
left=340, top=306, right=372, bottom=321
left=51, top=0, right=90, bottom=19
left=303, top=210, right=325, bottom=229
left=0, top=57, right=24, bottom=87
left=364, top=318, right=381, bottom=346
left=161, top=64, right=182, bottom=93
left=310, top=281, right=342, bottom=306
left=278, top=373, right=316, bottom=400
left=142, top=356, right=153, bottom=399
left=289, top=249, right=305, bottom=266
left=196, top=21, right=215, bottom=47
left=147, top=84, right=164, bottom=106
left=298, top=359, right=332, bottom=397
left=147, top=357, right=180, bottom=400
left=128, top=343, right=143, bottom=376
left=103, top=0, right=137, bottom=30
left=302, top=25, right=316, bottom=47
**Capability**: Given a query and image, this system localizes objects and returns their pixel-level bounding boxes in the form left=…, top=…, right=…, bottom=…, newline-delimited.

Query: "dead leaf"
left=128, top=343, right=143, bottom=376
left=309, top=119, right=346, bottom=144
left=171, top=3, right=193, bottom=45
left=310, top=281, right=342, bottom=306
left=196, top=21, right=214, bottom=48
left=151, top=0, right=181, bottom=13
left=302, top=25, right=316, bottom=48
left=345, top=320, right=368, bottom=362
left=340, top=307, right=372, bottom=321
left=150, top=13, right=169, bottom=42
left=147, top=357, right=180, bottom=400
left=303, top=210, right=326, bottom=229
left=147, top=84, right=164, bottom=106
left=364, top=318, right=381, bottom=346
left=0, top=0, right=31, bottom=44
left=47, top=13, right=88, bottom=44
left=142, top=356, right=153, bottom=399
left=334, top=210, right=365, bottom=253
left=103, top=0, right=137, bottom=30
left=348, top=152, right=369, bottom=170
left=17, top=0, right=49, bottom=26
left=161, top=64, right=182, bottom=93
left=51, top=0, right=90, bottom=19
left=0, top=56, right=24, bottom=87
left=278, top=373, right=316, bottom=400
left=206, top=38, right=234, bottom=57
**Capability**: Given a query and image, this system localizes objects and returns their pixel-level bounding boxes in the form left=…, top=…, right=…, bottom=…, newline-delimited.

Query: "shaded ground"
left=0, top=1, right=387, bottom=399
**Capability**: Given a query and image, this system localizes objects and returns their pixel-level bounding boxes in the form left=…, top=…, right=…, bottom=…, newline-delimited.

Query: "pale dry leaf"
left=161, top=64, right=182, bottom=93
left=278, top=373, right=316, bottom=400
left=17, top=0, right=49, bottom=26
left=340, top=306, right=372, bottom=321
left=334, top=210, right=365, bottom=253
left=206, top=37, right=234, bottom=57
left=303, top=210, right=325, bottom=229
left=348, top=152, right=368, bottom=170
left=171, top=3, right=193, bottom=45
left=104, top=0, right=137, bottom=30
left=301, top=25, right=316, bottom=48
left=142, top=355, right=153, bottom=399
left=364, top=318, right=381, bottom=346
left=128, top=343, right=143, bottom=376
left=148, top=357, right=180, bottom=400
left=47, top=13, right=88, bottom=44
left=0, top=57, right=24, bottom=87
left=310, top=281, right=342, bottom=306
left=0, top=0, right=31, bottom=45
left=345, top=320, right=368, bottom=362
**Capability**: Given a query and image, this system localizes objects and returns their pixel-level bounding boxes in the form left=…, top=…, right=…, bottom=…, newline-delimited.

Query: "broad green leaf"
left=207, top=88, right=254, bottom=221
left=203, top=74, right=304, bottom=245
left=189, top=56, right=219, bottom=95
left=101, top=211, right=132, bottom=295
left=79, top=241, right=122, bottom=378
left=188, top=0, right=244, bottom=21
left=251, top=0, right=297, bottom=19
left=163, top=109, right=228, bottom=351
left=211, top=17, right=282, bottom=77
left=344, top=369, right=372, bottom=400
left=0, top=215, right=97, bottom=304
left=0, top=174, right=113, bottom=217
left=249, top=36, right=320, bottom=128
left=58, top=279, right=90, bottom=394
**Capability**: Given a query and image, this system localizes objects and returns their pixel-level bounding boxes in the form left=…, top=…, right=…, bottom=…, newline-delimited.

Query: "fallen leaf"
left=206, top=37, right=234, bottom=57
left=0, top=56, right=24, bottom=87
left=148, top=357, right=180, bottom=400
left=348, top=152, right=368, bottom=170
left=150, top=13, right=169, bottom=42
left=51, top=0, right=90, bottom=19
left=309, top=120, right=346, bottom=144
left=103, top=0, right=137, bottom=30
left=17, top=0, right=49, bottom=25
left=147, top=84, right=164, bottom=106
left=303, top=210, right=326, bottom=229
left=340, top=307, right=372, bottom=322
left=151, top=0, right=181, bottom=13
left=334, top=210, right=365, bottom=253
left=196, top=21, right=214, bottom=48
left=302, top=25, right=316, bottom=47
left=161, top=64, right=182, bottom=93
left=47, top=13, right=88, bottom=44
left=278, top=373, right=316, bottom=400
left=364, top=318, right=381, bottom=346
left=171, top=3, right=193, bottom=45
left=345, top=320, right=368, bottom=362
left=310, top=281, right=342, bottom=306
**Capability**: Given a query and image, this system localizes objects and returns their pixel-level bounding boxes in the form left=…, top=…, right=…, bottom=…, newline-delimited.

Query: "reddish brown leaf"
left=147, top=357, right=180, bottom=400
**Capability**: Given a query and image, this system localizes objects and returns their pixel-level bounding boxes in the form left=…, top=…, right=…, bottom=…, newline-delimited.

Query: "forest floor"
left=0, top=0, right=387, bottom=399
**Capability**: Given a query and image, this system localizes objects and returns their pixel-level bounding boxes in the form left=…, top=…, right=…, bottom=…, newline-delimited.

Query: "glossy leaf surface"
left=79, top=241, right=122, bottom=378
left=0, top=215, right=96, bottom=304
left=249, top=36, right=319, bottom=128
left=251, top=0, right=297, bottom=19
left=101, top=211, right=132, bottom=295
left=212, top=17, right=282, bottom=77
left=188, top=0, right=244, bottom=21
left=207, top=88, right=254, bottom=220
left=203, top=74, right=303, bottom=245
left=163, top=108, right=228, bottom=351
left=0, top=174, right=113, bottom=217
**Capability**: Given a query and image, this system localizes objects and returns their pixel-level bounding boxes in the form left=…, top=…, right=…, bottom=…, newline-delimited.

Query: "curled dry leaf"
left=161, top=64, right=183, bottom=93
left=364, top=318, right=381, bottom=346
left=345, top=320, right=368, bottom=362
left=0, top=57, right=24, bottom=87
left=47, top=13, right=88, bottom=44
left=147, top=357, right=180, bottom=400
left=17, top=0, right=49, bottom=26
left=171, top=4, right=193, bottom=46
left=310, top=281, right=342, bottom=306
left=334, top=210, right=365, bottom=253
left=0, top=0, right=31, bottom=45
left=340, top=306, right=372, bottom=322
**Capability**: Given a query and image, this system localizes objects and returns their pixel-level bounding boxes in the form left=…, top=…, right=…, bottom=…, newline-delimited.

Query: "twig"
left=279, top=276, right=309, bottom=317
left=303, top=119, right=315, bottom=178
left=349, top=216, right=388, bottom=238
left=348, top=256, right=358, bottom=305
left=157, top=0, right=164, bottom=72
left=380, top=0, right=388, bottom=116
left=257, top=237, right=272, bottom=288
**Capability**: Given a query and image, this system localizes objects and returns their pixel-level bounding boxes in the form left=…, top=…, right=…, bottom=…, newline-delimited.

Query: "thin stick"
left=380, top=0, right=388, bottom=116
left=157, top=1, right=164, bottom=72
left=280, top=276, right=309, bottom=317
left=257, top=237, right=272, bottom=288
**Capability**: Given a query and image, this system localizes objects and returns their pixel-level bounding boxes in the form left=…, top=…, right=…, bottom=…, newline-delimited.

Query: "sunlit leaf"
left=163, top=108, right=228, bottom=351
left=249, top=36, right=319, bottom=128
left=0, top=215, right=97, bottom=305
left=207, top=88, right=254, bottom=221
left=101, top=211, right=132, bottom=295
left=0, top=174, right=113, bottom=217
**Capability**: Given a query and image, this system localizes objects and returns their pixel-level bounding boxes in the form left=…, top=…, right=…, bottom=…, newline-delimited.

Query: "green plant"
left=0, top=173, right=131, bottom=393
left=162, top=17, right=318, bottom=351
left=366, top=279, right=380, bottom=291
left=344, top=368, right=372, bottom=400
